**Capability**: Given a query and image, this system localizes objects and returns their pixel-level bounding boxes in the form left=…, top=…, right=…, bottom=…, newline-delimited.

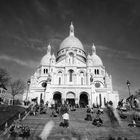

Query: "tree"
left=0, top=68, right=10, bottom=87
left=135, top=89, right=140, bottom=98
left=10, top=79, right=25, bottom=105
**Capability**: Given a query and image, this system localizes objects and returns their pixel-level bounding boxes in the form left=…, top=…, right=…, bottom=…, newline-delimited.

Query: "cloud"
left=96, top=45, right=140, bottom=61
left=55, top=0, right=74, bottom=20
left=125, top=53, right=140, bottom=60
left=8, top=33, right=47, bottom=51
left=112, top=50, right=140, bottom=61
left=0, top=55, right=39, bottom=68
left=7, top=21, right=64, bottom=52
left=33, top=0, right=50, bottom=18
left=83, top=43, right=112, bottom=54
left=96, top=45, right=109, bottom=51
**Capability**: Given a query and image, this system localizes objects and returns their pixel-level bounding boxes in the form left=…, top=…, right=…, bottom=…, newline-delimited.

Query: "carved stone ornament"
left=90, top=75, right=93, bottom=83
left=42, top=82, right=47, bottom=88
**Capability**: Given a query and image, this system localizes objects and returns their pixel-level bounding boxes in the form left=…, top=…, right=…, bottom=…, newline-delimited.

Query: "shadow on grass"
left=0, top=105, right=26, bottom=131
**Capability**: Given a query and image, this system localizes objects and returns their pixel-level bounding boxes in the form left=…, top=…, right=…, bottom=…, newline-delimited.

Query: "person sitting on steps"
left=92, top=113, right=103, bottom=127
left=85, top=105, right=92, bottom=121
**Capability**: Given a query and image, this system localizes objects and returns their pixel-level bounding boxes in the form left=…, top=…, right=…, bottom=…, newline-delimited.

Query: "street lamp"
left=25, top=79, right=30, bottom=105
left=126, top=80, right=131, bottom=97
left=90, top=75, right=93, bottom=84
left=42, top=74, right=51, bottom=104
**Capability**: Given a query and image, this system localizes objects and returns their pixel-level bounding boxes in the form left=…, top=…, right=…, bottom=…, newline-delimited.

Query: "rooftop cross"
left=47, top=43, right=51, bottom=54
left=70, top=22, right=74, bottom=36
left=92, top=43, right=96, bottom=54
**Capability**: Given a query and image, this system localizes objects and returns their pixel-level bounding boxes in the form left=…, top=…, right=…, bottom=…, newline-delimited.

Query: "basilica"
left=26, top=23, right=119, bottom=108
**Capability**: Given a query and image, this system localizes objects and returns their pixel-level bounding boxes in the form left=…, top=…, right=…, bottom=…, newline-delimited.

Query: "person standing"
left=62, top=110, right=69, bottom=128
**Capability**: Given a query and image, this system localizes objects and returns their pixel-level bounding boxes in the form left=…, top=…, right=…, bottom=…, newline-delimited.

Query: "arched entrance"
left=79, top=92, right=88, bottom=108
left=53, top=92, right=62, bottom=106
left=66, top=92, right=75, bottom=106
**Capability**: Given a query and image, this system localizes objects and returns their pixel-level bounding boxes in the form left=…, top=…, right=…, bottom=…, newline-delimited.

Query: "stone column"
left=74, top=73, right=76, bottom=85
left=86, top=73, right=88, bottom=85
left=87, top=73, right=90, bottom=85
left=75, top=97, right=79, bottom=105
left=62, top=91, right=66, bottom=104
left=91, top=82, right=96, bottom=107
left=64, top=73, right=67, bottom=85
left=96, top=96, right=98, bottom=106
left=90, top=92, right=93, bottom=107
left=62, top=98, right=65, bottom=104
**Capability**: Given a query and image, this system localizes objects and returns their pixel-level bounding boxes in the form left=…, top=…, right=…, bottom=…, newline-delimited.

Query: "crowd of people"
left=2, top=99, right=139, bottom=140
left=29, top=100, right=72, bottom=128
left=117, top=95, right=140, bottom=127
left=8, top=120, right=30, bottom=139
left=84, top=101, right=120, bottom=128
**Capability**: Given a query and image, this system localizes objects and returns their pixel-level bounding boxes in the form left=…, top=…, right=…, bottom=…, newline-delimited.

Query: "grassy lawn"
left=0, top=105, right=26, bottom=129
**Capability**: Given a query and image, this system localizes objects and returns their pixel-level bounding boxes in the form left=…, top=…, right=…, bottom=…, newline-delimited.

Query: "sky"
left=0, top=0, right=140, bottom=99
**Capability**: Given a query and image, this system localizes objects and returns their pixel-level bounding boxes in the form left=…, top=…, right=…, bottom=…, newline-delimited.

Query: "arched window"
left=58, top=71, right=62, bottom=75
left=80, top=71, right=84, bottom=76
left=94, top=69, right=96, bottom=75
left=69, top=69, right=73, bottom=82
left=44, top=69, right=48, bottom=74
left=69, top=58, right=71, bottom=64
left=95, top=69, right=99, bottom=75
left=46, top=69, right=48, bottom=73
left=58, top=71, right=62, bottom=73
left=59, top=77, right=61, bottom=85
left=97, top=69, right=99, bottom=75
left=81, top=77, right=83, bottom=85
left=69, top=52, right=74, bottom=64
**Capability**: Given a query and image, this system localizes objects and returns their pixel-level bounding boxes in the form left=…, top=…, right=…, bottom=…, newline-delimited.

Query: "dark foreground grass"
left=0, top=105, right=26, bottom=127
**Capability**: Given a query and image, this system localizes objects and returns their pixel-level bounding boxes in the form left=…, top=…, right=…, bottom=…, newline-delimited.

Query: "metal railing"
left=0, top=104, right=32, bottom=135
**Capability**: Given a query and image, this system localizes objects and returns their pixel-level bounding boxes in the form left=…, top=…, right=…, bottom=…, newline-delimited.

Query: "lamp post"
left=90, top=75, right=93, bottom=84
left=126, top=80, right=131, bottom=97
left=42, top=74, right=51, bottom=104
left=42, top=81, right=47, bottom=104
left=25, top=79, right=30, bottom=105
left=90, top=75, right=94, bottom=107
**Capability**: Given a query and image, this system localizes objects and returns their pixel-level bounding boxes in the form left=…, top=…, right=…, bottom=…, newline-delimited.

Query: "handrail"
left=0, top=105, right=32, bottom=133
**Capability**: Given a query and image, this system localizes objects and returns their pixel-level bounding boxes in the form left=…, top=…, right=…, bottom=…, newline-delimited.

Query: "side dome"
left=59, top=22, right=84, bottom=51
left=60, top=35, right=84, bottom=50
left=40, top=44, right=51, bottom=66
left=92, top=54, right=103, bottom=66
left=91, top=43, right=103, bottom=66
left=40, top=54, right=51, bottom=65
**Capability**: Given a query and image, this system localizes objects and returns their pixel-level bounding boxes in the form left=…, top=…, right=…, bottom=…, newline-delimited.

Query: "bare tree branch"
left=135, top=89, right=140, bottom=97
left=10, top=79, right=25, bottom=104
left=0, top=68, right=11, bottom=87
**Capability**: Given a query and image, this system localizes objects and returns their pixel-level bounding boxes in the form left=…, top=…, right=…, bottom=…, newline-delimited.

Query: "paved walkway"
left=20, top=108, right=140, bottom=140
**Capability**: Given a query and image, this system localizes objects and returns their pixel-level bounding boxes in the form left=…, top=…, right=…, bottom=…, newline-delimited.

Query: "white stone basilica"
left=26, top=23, right=119, bottom=108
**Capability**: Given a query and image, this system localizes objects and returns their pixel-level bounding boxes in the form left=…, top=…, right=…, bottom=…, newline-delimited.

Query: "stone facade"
left=26, top=23, right=119, bottom=108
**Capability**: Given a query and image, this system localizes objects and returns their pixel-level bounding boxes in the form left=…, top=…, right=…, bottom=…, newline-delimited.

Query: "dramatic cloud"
left=0, top=0, right=140, bottom=98
left=0, top=55, right=39, bottom=68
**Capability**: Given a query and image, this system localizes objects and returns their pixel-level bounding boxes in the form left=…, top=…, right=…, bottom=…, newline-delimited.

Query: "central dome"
left=59, top=22, right=84, bottom=51
left=60, top=35, right=84, bottom=50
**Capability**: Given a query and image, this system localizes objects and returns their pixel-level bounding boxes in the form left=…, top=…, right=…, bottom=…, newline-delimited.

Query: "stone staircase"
left=20, top=108, right=140, bottom=140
